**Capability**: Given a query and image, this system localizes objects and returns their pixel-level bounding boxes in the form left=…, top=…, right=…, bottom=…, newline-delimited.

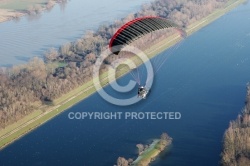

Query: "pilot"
left=138, top=86, right=148, bottom=99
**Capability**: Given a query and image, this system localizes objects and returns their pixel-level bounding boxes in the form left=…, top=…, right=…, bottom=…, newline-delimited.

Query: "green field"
left=132, top=140, right=160, bottom=165
left=132, top=139, right=171, bottom=166
left=0, top=0, right=246, bottom=150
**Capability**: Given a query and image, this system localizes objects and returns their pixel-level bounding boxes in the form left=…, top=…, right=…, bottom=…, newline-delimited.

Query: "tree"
left=44, top=48, right=58, bottom=62
left=117, top=157, right=128, bottom=166
left=136, top=144, right=144, bottom=155
left=160, top=132, right=169, bottom=141
left=221, top=85, right=250, bottom=166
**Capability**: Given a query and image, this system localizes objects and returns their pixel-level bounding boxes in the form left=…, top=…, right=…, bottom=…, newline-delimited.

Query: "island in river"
left=116, top=133, right=172, bottom=166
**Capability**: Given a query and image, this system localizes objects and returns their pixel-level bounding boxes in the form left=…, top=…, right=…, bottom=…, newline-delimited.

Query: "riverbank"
left=221, top=85, right=250, bottom=166
left=0, top=0, right=62, bottom=23
left=0, top=0, right=246, bottom=150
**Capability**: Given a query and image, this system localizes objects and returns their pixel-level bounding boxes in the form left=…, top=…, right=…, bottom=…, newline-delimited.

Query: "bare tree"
left=117, top=157, right=128, bottom=166
left=136, top=144, right=144, bottom=155
left=221, top=85, right=250, bottom=166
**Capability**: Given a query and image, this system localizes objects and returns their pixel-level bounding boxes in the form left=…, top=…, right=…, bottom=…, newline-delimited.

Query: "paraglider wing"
left=109, top=16, right=186, bottom=54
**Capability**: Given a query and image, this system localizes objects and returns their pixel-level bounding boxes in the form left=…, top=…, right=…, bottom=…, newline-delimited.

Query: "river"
left=1, top=1, right=250, bottom=166
left=0, top=0, right=151, bottom=66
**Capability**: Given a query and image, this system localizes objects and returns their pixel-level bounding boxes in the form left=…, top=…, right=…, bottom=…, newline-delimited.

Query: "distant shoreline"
left=0, top=9, right=24, bottom=23
left=0, top=0, right=64, bottom=23
left=0, top=0, right=246, bottom=150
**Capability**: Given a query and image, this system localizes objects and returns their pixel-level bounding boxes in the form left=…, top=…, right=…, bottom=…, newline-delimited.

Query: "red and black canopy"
left=109, top=16, right=185, bottom=54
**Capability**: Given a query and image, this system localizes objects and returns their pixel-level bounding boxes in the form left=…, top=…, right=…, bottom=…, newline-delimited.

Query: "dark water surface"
left=1, top=2, right=250, bottom=166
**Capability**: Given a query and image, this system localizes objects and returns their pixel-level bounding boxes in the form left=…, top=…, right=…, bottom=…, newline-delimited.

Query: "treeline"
left=26, top=0, right=67, bottom=15
left=221, top=85, right=250, bottom=166
left=0, top=0, right=230, bottom=128
left=115, top=133, right=172, bottom=166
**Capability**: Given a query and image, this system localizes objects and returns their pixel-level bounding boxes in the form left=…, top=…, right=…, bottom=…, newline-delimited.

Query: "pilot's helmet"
left=139, top=86, right=144, bottom=91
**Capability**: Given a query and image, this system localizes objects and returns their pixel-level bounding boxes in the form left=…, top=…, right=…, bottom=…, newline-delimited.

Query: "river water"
left=1, top=1, right=250, bottom=166
left=0, top=0, right=151, bottom=66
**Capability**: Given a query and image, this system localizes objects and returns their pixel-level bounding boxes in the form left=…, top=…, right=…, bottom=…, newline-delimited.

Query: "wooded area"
left=221, top=85, right=250, bottom=166
left=0, top=0, right=229, bottom=128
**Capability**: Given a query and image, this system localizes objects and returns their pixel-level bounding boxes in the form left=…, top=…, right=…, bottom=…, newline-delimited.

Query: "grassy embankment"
left=0, top=0, right=245, bottom=150
left=132, top=139, right=162, bottom=166
left=0, top=0, right=54, bottom=23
